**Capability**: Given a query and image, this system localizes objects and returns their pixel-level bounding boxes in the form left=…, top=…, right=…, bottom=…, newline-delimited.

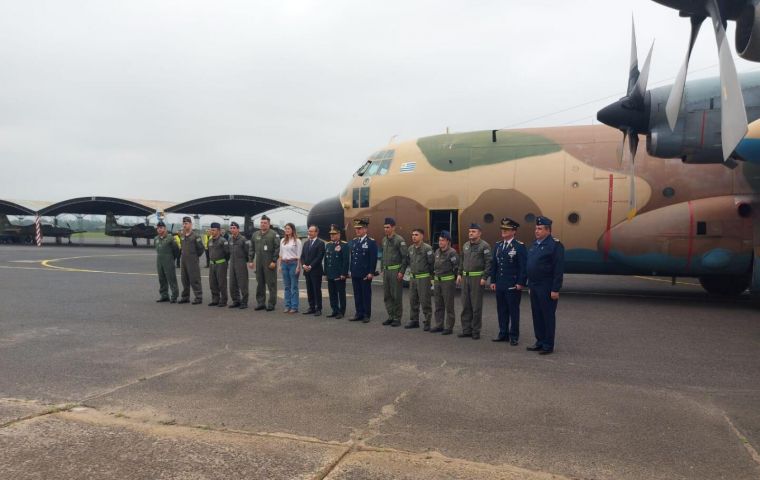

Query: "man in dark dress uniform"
left=324, top=224, right=349, bottom=319
left=526, top=216, right=565, bottom=355
left=348, top=218, right=378, bottom=323
left=490, top=217, right=527, bottom=345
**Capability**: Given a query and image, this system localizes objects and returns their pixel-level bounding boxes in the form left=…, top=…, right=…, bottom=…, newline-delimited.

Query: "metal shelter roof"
left=38, top=196, right=155, bottom=217
left=0, top=199, right=36, bottom=216
left=165, top=195, right=290, bottom=217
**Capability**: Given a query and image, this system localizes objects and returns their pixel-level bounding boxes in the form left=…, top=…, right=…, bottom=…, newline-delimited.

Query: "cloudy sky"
left=2, top=0, right=759, bottom=207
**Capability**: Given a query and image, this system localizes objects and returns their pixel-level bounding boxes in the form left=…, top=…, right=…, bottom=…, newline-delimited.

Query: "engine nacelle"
left=736, top=1, right=760, bottom=61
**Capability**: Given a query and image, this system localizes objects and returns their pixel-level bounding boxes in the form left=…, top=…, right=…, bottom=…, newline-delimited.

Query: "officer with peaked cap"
left=178, top=216, right=205, bottom=304
left=324, top=224, right=350, bottom=318
left=207, top=222, right=230, bottom=307
left=526, top=216, right=564, bottom=355
left=228, top=221, right=252, bottom=309
left=154, top=220, right=179, bottom=303
left=348, top=218, right=377, bottom=323
left=432, top=230, right=458, bottom=334
left=490, top=217, right=527, bottom=345
left=381, top=217, right=408, bottom=327
left=456, top=223, right=492, bottom=340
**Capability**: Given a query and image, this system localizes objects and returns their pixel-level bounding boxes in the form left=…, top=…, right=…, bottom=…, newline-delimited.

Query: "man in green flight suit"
left=227, top=221, right=252, bottom=309
left=456, top=223, right=492, bottom=340
left=249, top=215, right=280, bottom=311
left=178, top=216, right=205, bottom=305
left=381, top=217, right=408, bottom=327
left=207, top=222, right=230, bottom=307
left=154, top=220, right=179, bottom=303
left=405, top=228, right=434, bottom=330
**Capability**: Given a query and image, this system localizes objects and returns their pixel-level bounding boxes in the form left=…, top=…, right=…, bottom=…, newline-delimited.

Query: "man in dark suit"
left=349, top=217, right=378, bottom=323
left=301, top=225, right=325, bottom=316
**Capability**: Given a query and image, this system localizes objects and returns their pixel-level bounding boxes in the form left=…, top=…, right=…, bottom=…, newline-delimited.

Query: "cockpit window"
left=355, top=150, right=394, bottom=177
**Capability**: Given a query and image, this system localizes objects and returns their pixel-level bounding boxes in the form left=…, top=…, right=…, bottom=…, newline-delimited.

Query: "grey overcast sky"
left=1, top=0, right=759, bottom=206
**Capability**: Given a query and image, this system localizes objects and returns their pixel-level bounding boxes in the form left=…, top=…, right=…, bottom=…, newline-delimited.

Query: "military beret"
left=536, top=216, right=552, bottom=226
left=469, top=223, right=481, bottom=230
left=500, top=217, right=519, bottom=229
left=353, top=218, right=369, bottom=228
left=156, top=220, right=166, bottom=227
left=210, top=222, right=221, bottom=229
left=384, top=217, right=396, bottom=226
left=439, top=230, right=451, bottom=241
left=182, top=216, right=192, bottom=223
left=230, top=221, right=240, bottom=228
left=329, top=224, right=341, bottom=234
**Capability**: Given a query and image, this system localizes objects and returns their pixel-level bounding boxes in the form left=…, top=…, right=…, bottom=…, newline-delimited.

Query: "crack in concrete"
left=0, top=402, right=78, bottom=429
left=724, top=413, right=760, bottom=469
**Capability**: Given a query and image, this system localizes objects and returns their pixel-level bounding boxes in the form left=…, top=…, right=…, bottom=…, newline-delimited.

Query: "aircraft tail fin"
left=105, top=212, right=119, bottom=234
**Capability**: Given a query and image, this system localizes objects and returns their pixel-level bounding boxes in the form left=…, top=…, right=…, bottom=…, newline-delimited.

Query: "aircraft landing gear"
left=698, top=274, right=751, bottom=296
left=132, top=237, right=138, bottom=247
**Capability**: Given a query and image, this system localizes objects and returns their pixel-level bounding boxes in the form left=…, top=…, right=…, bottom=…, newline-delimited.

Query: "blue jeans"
left=281, top=261, right=300, bottom=310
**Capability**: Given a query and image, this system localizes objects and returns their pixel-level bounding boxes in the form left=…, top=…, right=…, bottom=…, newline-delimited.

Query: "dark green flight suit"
left=459, top=239, right=492, bottom=336
left=433, top=246, right=458, bottom=331
left=251, top=229, right=280, bottom=309
left=208, top=235, right=230, bottom=306
left=229, top=233, right=251, bottom=307
left=381, top=233, right=408, bottom=326
left=180, top=231, right=205, bottom=302
left=155, top=233, right=179, bottom=301
left=407, top=242, right=434, bottom=328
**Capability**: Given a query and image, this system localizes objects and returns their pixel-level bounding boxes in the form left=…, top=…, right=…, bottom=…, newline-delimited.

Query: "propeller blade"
left=629, top=41, right=654, bottom=107
left=627, top=16, right=640, bottom=97
left=626, top=129, right=639, bottom=221
left=619, top=129, right=628, bottom=166
left=666, top=15, right=704, bottom=131
left=705, top=0, right=748, bottom=160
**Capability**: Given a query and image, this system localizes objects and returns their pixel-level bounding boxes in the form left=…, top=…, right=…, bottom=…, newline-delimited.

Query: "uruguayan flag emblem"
left=400, top=162, right=416, bottom=173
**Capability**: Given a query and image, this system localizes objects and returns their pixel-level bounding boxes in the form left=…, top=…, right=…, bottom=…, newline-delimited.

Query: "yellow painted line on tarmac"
left=39, top=254, right=157, bottom=276
left=633, top=276, right=700, bottom=287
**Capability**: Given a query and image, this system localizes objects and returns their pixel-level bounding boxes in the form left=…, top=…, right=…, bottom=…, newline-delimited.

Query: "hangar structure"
left=0, top=194, right=311, bottom=246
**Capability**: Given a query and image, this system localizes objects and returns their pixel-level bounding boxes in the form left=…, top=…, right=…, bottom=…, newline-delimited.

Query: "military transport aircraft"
left=308, top=23, right=760, bottom=297
left=0, top=214, right=83, bottom=245
left=105, top=213, right=158, bottom=247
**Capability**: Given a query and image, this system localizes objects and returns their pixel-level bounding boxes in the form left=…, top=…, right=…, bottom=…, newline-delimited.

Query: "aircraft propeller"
left=597, top=18, right=653, bottom=220
left=664, top=0, right=748, bottom=160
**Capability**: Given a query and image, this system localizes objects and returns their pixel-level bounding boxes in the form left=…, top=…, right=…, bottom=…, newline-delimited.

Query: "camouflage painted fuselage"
left=333, top=124, right=758, bottom=278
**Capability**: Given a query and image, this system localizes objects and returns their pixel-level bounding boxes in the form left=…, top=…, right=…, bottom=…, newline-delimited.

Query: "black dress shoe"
left=423, top=324, right=430, bottom=332
left=191, top=298, right=203, bottom=305
left=326, top=313, right=337, bottom=318
left=266, top=307, right=274, bottom=311
left=382, top=319, right=393, bottom=326
left=391, top=321, right=401, bottom=327
left=217, top=303, right=227, bottom=307
left=457, top=332, right=472, bottom=338
left=441, top=329, right=453, bottom=335
left=156, top=298, right=170, bottom=303
left=229, top=302, right=241, bottom=308
left=348, top=316, right=364, bottom=322
left=429, top=327, right=443, bottom=333
left=472, top=333, right=480, bottom=340
left=208, top=302, right=219, bottom=306
left=492, top=337, right=507, bottom=342
left=404, top=322, right=420, bottom=329
left=314, top=310, right=322, bottom=317
left=526, top=345, right=543, bottom=351
left=254, top=305, right=266, bottom=311
left=335, top=314, right=343, bottom=319
left=510, top=339, right=518, bottom=346
left=239, top=304, right=248, bottom=310
left=177, top=299, right=189, bottom=304
left=362, top=317, right=370, bottom=323
left=302, top=309, right=316, bottom=315
left=539, top=349, right=554, bottom=355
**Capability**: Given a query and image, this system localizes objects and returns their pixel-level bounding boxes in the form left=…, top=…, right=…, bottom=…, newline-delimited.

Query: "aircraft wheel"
left=698, top=274, right=751, bottom=296
left=23, top=235, right=34, bottom=245
left=132, top=237, right=138, bottom=247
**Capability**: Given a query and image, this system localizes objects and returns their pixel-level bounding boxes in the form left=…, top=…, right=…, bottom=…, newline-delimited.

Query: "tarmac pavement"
left=1, top=245, right=759, bottom=479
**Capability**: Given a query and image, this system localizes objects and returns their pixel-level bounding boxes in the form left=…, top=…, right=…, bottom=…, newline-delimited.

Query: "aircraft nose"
left=307, top=196, right=344, bottom=239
